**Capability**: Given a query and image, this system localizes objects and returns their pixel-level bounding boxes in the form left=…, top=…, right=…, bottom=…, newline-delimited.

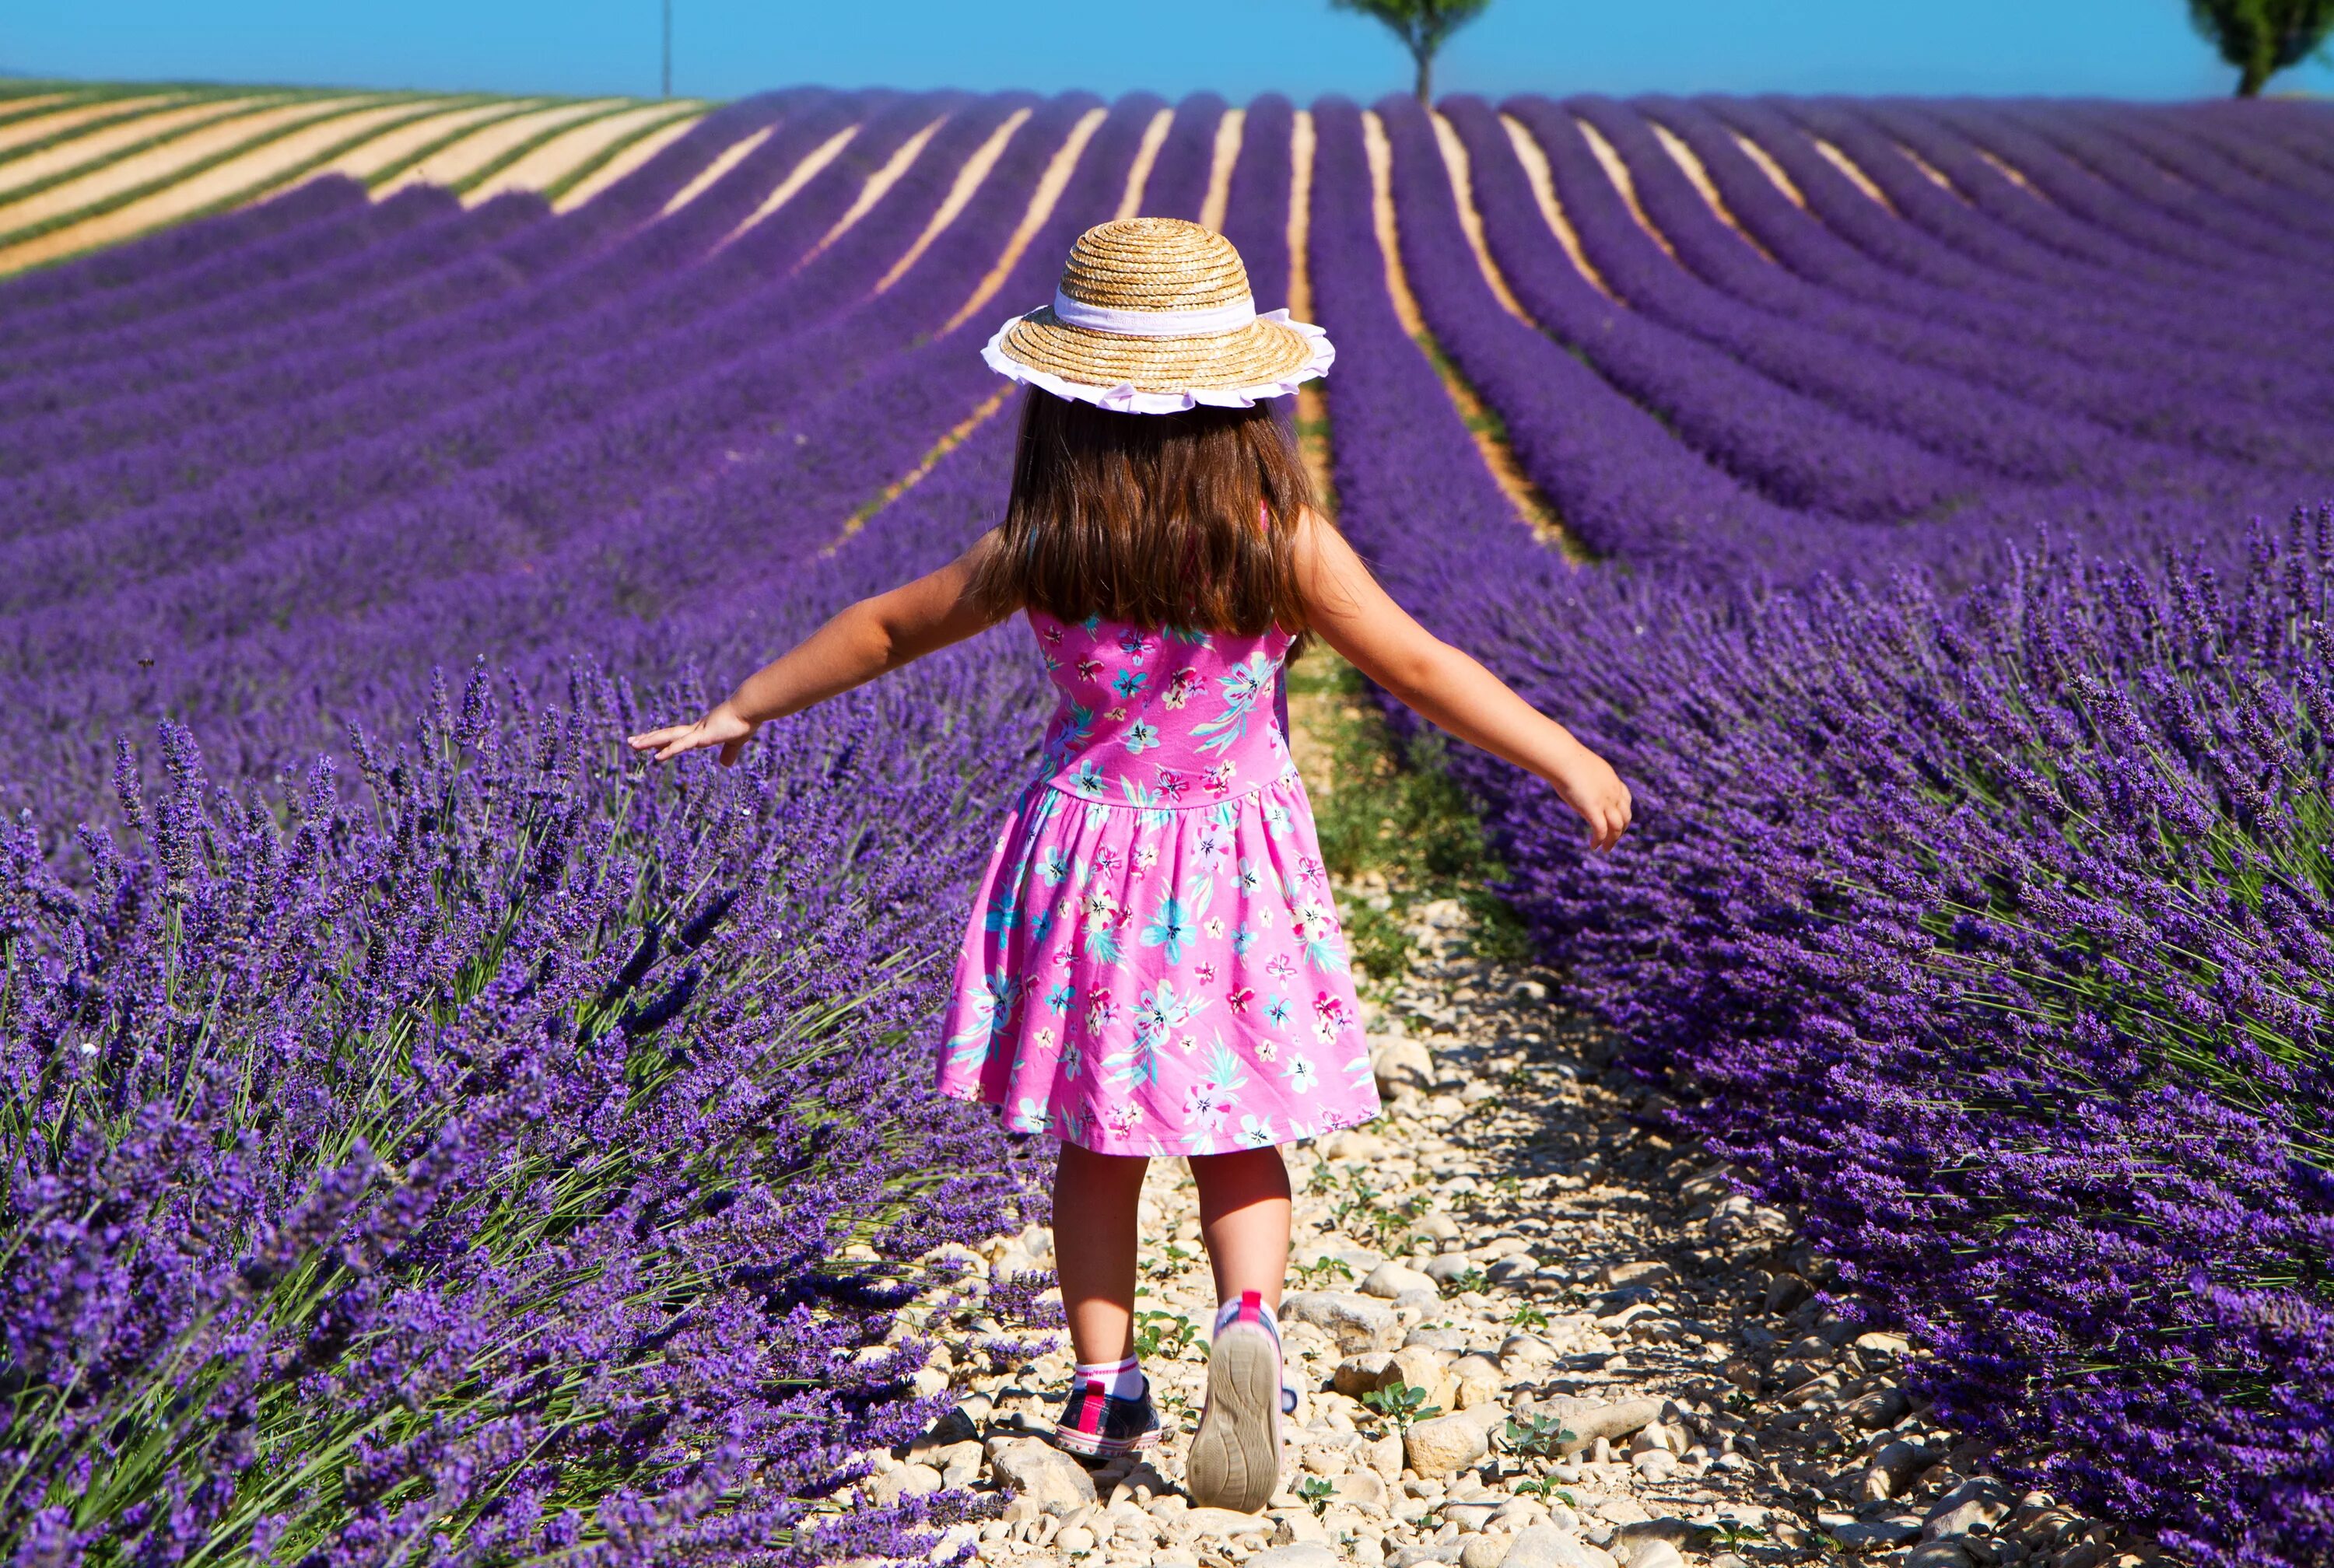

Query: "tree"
left=1330, top=0, right=1495, bottom=104
left=2187, top=0, right=2334, bottom=96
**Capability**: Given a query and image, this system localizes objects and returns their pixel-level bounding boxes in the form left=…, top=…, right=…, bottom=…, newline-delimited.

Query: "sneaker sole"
left=1052, top=1422, right=1165, bottom=1459
left=1186, top=1321, right=1281, bottom=1513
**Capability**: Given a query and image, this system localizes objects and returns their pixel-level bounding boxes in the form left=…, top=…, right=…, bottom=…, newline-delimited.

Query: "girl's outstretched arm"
left=1293, top=509, right=1631, bottom=852
left=629, top=530, right=1009, bottom=765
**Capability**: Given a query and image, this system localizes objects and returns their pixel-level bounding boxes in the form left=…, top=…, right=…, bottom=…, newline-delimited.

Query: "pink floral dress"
left=935, top=611, right=1383, bottom=1156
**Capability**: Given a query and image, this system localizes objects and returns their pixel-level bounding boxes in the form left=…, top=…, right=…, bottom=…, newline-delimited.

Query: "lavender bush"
left=0, top=77, right=1204, bottom=1560
left=0, top=668, right=1029, bottom=1564
left=1309, top=92, right=2334, bottom=1567
left=4, top=80, right=2331, bottom=1565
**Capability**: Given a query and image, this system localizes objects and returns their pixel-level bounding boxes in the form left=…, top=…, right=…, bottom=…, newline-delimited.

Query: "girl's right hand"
left=1547, top=743, right=1632, bottom=854
left=628, top=701, right=758, bottom=766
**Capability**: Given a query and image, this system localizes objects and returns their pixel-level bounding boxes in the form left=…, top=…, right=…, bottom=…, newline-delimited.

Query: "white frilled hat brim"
left=981, top=307, right=1336, bottom=415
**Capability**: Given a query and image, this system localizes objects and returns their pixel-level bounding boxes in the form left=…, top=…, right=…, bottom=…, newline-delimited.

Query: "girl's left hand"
left=628, top=701, right=757, bottom=765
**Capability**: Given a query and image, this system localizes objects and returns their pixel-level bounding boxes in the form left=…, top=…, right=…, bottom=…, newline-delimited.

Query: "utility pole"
left=661, top=0, right=672, bottom=97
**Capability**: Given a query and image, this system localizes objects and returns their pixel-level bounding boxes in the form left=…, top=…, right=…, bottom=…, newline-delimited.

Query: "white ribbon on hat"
left=1049, top=288, right=1257, bottom=337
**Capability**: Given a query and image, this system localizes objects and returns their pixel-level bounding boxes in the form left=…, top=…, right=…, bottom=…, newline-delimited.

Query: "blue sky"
left=8, top=1, right=2331, bottom=103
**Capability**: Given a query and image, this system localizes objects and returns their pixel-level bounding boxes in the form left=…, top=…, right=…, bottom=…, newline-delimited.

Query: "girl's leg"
left=1189, top=1146, right=1293, bottom=1308
left=1051, top=1142, right=1151, bottom=1365
left=1186, top=1145, right=1295, bottom=1512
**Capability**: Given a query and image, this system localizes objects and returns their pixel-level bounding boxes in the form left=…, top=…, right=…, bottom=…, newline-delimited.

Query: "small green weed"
left=1362, top=1381, right=1443, bottom=1435
left=1305, top=1160, right=1358, bottom=1196
left=1509, top=1475, right=1578, bottom=1505
left=1291, top=1255, right=1356, bottom=1290
left=1498, top=1409, right=1571, bottom=1461
left=1441, top=1266, right=1488, bottom=1298
left=1363, top=1195, right=1435, bottom=1253
left=1131, top=1309, right=1197, bottom=1360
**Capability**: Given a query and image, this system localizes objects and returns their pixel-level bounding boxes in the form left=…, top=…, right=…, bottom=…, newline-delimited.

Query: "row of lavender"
left=1290, top=94, right=2330, bottom=1566
left=1406, top=93, right=2334, bottom=584
left=4, top=78, right=2328, bottom=1561
left=0, top=88, right=1255, bottom=1563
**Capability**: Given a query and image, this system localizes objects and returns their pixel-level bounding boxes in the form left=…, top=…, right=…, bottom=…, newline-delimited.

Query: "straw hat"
left=983, top=217, right=1334, bottom=415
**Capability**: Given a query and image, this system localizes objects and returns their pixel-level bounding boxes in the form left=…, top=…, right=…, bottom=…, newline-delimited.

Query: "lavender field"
left=0, top=80, right=2328, bottom=1566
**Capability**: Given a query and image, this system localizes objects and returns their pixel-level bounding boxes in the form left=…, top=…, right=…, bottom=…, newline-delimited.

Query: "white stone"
left=1627, top=1422, right=1687, bottom=1458
left=1300, top=1444, right=1354, bottom=1479
left=1499, top=1333, right=1561, bottom=1367
left=1448, top=1352, right=1505, bottom=1398
left=986, top=1437, right=1097, bottom=1515
left=866, top=1462, right=944, bottom=1504
left=1283, top=1290, right=1400, bottom=1353
left=1414, top=1210, right=1463, bottom=1243
left=1464, top=1532, right=1518, bottom=1568
left=1614, top=1540, right=1685, bottom=1568
left=1334, top=1350, right=1397, bottom=1395
left=1183, top=1504, right=1273, bottom=1539
left=1251, top=1540, right=1344, bottom=1568
left=1446, top=1497, right=1508, bottom=1531
left=1533, top=1396, right=1663, bottom=1456
left=1425, top=1254, right=1481, bottom=1286
left=1489, top=1500, right=1551, bottom=1532
left=1404, top=1408, right=1502, bottom=1476
left=1370, top=1034, right=1436, bottom=1095
left=1362, top=1260, right=1442, bottom=1299
left=1600, top=1260, right=1673, bottom=1288
left=1845, top=1385, right=1912, bottom=1428
left=1384, top=1343, right=1457, bottom=1402
left=1925, top=1477, right=2014, bottom=1539
left=1500, top=1525, right=1619, bottom=1568
left=1905, top=1545, right=1971, bottom=1568
left=1591, top=1494, right=1652, bottom=1525
left=931, top=1440, right=981, bottom=1488
left=1273, top=1510, right=1330, bottom=1545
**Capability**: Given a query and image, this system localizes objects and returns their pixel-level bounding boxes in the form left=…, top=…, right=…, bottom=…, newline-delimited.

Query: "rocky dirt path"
left=854, top=670, right=2148, bottom=1568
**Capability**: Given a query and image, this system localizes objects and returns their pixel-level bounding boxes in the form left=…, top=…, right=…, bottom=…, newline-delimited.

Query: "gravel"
left=857, top=891, right=2160, bottom=1568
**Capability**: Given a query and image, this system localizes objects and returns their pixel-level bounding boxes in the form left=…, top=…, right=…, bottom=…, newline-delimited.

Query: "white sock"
left=1073, top=1353, right=1145, bottom=1402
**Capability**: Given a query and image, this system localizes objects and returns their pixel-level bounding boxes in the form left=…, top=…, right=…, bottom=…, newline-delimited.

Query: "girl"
left=629, top=217, right=1630, bottom=1514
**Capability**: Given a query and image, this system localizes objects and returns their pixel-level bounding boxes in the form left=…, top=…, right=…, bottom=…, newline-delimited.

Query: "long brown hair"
left=970, top=389, right=1321, bottom=636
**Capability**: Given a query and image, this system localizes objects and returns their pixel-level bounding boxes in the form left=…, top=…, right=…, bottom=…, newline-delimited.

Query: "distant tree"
left=2187, top=0, right=2334, bottom=96
left=1330, top=0, right=1495, bottom=104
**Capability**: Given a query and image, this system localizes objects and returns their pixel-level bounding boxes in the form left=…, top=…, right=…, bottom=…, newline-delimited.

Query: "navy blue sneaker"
left=1052, top=1372, right=1165, bottom=1458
